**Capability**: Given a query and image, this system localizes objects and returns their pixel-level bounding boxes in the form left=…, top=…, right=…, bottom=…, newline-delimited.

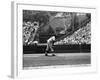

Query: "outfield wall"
left=23, top=44, right=91, bottom=54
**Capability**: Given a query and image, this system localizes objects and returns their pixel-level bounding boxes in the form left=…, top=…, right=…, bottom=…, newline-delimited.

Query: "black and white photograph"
left=23, top=10, right=91, bottom=69
left=11, top=2, right=97, bottom=78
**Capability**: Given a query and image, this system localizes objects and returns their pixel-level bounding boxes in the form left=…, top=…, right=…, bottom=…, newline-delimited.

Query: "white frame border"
left=11, top=1, right=97, bottom=78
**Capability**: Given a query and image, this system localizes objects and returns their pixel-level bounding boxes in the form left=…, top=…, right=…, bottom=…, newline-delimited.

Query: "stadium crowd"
left=23, top=11, right=91, bottom=45
left=54, top=22, right=91, bottom=45
left=23, top=21, right=38, bottom=45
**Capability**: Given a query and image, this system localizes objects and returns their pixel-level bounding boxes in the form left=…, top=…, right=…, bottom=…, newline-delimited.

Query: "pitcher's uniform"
left=45, top=36, right=56, bottom=56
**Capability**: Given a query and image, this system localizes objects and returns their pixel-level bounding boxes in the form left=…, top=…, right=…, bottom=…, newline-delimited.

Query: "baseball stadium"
left=23, top=10, right=91, bottom=69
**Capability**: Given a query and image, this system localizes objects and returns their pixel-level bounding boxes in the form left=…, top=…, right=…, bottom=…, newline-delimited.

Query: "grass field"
left=23, top=53, right=91, bottom=69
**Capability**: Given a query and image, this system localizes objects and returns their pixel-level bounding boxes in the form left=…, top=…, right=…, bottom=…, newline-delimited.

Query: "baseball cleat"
left=45, top=54, right=48, bottom=56
left=52, top=54, right=56, bottom=56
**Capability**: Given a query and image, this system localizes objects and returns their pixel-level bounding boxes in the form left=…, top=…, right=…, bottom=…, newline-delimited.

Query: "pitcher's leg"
left=45, top=44, right=49, bottom=56
left=49, top=44, right=56, bottom=56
